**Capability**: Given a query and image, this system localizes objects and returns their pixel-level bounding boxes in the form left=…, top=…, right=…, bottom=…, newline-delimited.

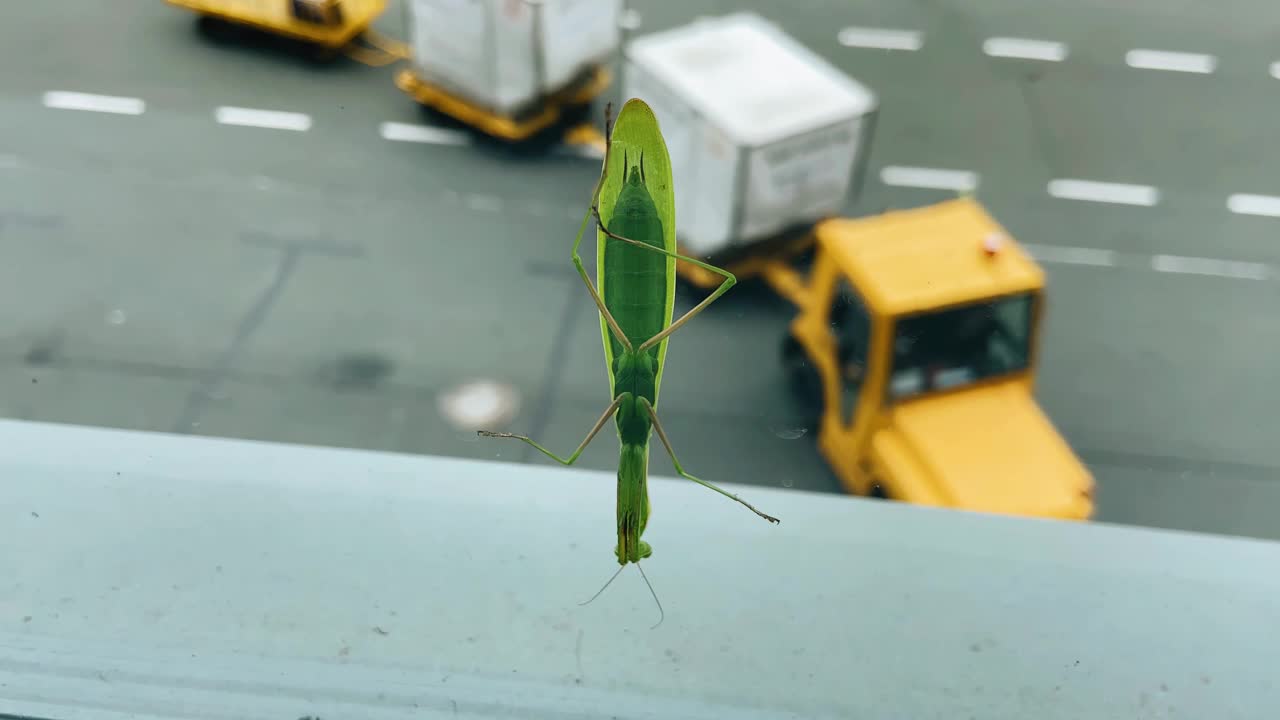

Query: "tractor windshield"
left=887, top=292, right=1035, bottom=402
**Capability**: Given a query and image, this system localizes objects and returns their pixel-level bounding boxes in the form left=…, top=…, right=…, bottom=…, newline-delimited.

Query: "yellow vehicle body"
left=774, top=197, right=1095, bottom=520
left=167, top=0, right=387, bottom=50
left=396, top=66, right=611, bottom=143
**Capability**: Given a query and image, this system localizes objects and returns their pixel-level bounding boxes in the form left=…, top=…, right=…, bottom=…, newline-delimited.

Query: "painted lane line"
left=1228, top=193, right=1280, bottom=218
left=215, top=106, right=311, bottom=132
left=1047, top=179, right=1160, bottom=207
left=837, top=27, right=923, bottom=51
left=1271, top=61, right=1280, bottom=79
left=983, top=38, right=1068, bottom=62
left=42, top=91, right=145, bottom=115
left=1023, top=244, right=1116, bottom=267
left=1125, top=49, right=1216, bottom=74
left=879, top=166, right=978, bottom=192
left=379, top=121, right=470, bottom=146
left=1151, top=254, right=1269, bottom=281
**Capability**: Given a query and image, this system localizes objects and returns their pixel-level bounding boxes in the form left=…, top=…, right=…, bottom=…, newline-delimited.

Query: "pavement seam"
left=171, top=247, right=301, bottom=434
left=517, top=277, right=586, bottom=464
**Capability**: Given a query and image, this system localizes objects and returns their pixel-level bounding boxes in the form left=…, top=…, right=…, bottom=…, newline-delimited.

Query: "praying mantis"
left=479, top=98, right=779, bottom=626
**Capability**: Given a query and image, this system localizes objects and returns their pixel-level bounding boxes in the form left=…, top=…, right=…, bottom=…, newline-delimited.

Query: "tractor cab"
left=290, top=0, right=344, bottom=26
left=781, top=198, right=1094, bottom=519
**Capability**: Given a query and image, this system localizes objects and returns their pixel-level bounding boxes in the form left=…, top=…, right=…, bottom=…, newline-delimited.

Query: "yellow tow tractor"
left=773, top=198, right=1095, bottom=519
left=167, top=0, right=406, bottom=64
left=396, top=0, right=619, bottom=143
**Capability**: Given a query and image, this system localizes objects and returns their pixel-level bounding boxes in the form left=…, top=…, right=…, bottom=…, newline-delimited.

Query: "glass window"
left=887, top=292, right=1034, bottom=402
left=830, top=280, right=871, bottom=424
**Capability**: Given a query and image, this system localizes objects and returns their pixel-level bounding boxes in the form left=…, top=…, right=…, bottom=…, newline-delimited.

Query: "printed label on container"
left=739, top=121, right=861, bottom=241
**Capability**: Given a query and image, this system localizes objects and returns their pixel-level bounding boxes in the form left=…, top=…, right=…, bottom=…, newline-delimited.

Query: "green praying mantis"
left=479, top=98, right=779, bottom=626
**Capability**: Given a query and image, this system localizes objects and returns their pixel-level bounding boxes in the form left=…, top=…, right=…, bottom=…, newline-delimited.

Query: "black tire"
left=307, top=45, right=340, bottom=64
left=195, top=15, right=242, bottom=43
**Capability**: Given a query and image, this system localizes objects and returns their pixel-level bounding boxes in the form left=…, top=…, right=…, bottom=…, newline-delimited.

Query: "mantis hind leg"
left=590, top=207, right=736, bottom=353
left=638, top=396, right=780, bottom=524
left=477, top=396, right=622, bottom=466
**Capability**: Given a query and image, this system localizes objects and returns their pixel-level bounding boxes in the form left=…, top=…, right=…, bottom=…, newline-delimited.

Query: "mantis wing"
left=594, top=98, right=677, bottom=408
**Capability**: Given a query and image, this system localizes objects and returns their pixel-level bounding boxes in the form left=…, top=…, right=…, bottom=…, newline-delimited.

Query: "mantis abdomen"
left=603, top=164, right=670, bottom=362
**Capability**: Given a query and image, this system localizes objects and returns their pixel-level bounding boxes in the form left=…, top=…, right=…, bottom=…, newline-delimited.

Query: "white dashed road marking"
left=1023, top=245, right=1117, bottom=267
left=1228, top=194, right=1280, bottom=218
left=26, top=81, right=1280, bottom=288
left=982, top=38, right=1068, bottom=62
left=1025, top=246, right=1274, bottom=283
left=1152, top=255, right=1269, bottom=280
left=42, top=91, right=145, bottom=115
left=837, top=27, right=923, bottom=51
left=1125, top=49, right=1217, bottom=74
left=379, top=121, right=471, bottom=146
left=215, top=106, right=312, bottom=132
left=1047, top=179, right=1160, bottom=207
left=879, top=166, right=978, bottom=192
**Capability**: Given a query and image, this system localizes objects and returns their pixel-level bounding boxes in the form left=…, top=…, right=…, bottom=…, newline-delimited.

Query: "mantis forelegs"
left=590, top=207, right=737, bottom=353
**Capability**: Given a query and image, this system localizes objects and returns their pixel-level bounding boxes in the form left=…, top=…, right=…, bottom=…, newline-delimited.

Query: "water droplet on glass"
left=781, top=477, right=794, bottom=488
left=106, top=309, right=126, bottom=326
left=769, top=422, right=807, bottom=440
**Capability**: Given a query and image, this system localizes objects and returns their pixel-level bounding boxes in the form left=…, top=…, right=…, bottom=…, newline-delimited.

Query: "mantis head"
left=622, top=147, right=647, bottom=187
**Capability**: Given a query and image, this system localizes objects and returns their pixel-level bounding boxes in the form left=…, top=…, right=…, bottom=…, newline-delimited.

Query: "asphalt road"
left=2, top=0, right=1279, bottom=540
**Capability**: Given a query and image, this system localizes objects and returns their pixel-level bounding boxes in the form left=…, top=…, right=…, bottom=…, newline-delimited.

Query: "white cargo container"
left=405, top=0, right=622, bottom=116
left=624, top=13, right=878, bottom=257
